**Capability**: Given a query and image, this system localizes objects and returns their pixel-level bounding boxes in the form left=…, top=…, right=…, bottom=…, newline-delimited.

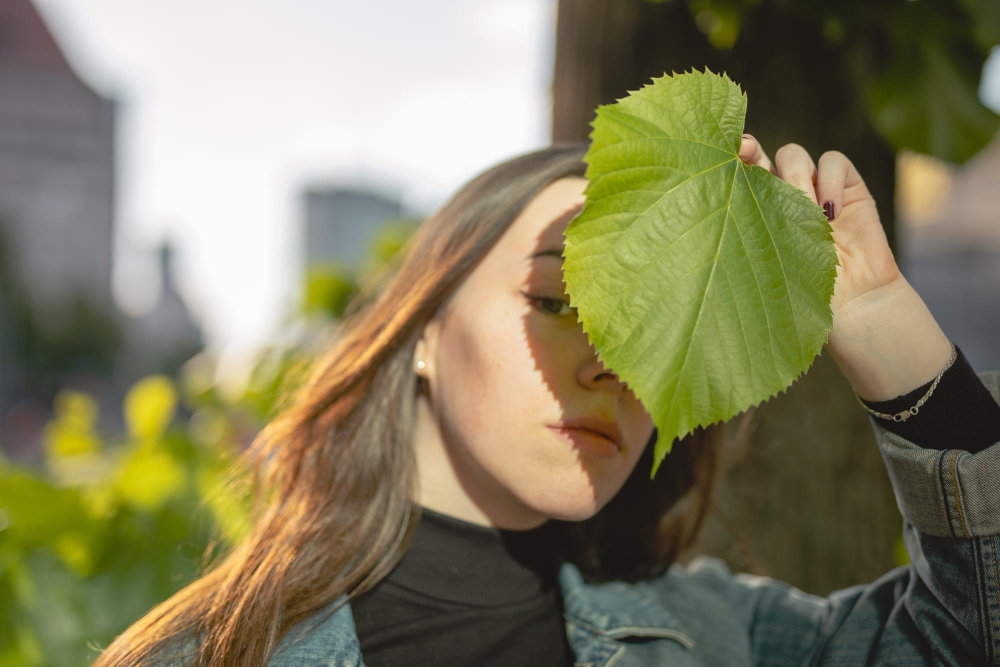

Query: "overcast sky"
left=33, top=0, right=555, bottom=374
left=30, top=0, right=1000, bottom=378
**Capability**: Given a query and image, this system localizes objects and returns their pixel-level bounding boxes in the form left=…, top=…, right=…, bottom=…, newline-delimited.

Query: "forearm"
left=826, top=274, right=953, bottom=402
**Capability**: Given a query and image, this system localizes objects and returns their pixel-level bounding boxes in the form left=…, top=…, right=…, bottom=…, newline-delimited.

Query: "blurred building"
left=303, top=186, right=402, bottom=267
left=0, top=0, right=118, bottom=456
left=0, top=0, right=203, bottom=460
left=0, top=0, right=116, bottom=324
left=295, top=183, right=422, bottom=339
left=116, top=241, right=204, bottom=380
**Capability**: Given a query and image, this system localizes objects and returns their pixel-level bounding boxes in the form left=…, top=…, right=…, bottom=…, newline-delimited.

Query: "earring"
left=415, top=360, right=426, bottom=370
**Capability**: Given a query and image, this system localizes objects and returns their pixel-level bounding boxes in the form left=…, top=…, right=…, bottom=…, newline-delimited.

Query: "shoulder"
left=267, top=595, right=363, bottom=667
left=559, top=556, right=753, bottom=662
left=559, top=556, right=743, bottom=632
left=642, top=554, right=741, bottom=597
left=135, top=598, right=363, bottom=667
left=645, top=555, right=743, bottom=615
left=560, top=554, right=738, bottom=608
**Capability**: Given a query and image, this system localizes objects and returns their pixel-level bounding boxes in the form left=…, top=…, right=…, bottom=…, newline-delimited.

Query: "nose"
left=577, top=348, right=626, bottom=391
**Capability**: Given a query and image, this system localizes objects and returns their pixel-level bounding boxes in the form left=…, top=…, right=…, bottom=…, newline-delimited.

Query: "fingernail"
left=823, top=201, right=835, bottom=220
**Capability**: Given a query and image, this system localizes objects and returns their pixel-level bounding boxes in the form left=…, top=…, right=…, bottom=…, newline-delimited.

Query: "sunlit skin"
left=411, top=176, right=654, bottom=531
left=412, top=134, right=953, bottom=530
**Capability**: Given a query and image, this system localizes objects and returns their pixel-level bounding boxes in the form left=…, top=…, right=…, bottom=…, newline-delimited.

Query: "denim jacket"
left=170, top=369, right=1000, bottom=666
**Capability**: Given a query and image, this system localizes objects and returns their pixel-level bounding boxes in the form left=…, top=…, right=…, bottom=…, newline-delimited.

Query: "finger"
left=819, top=149, right=874, bottom=215
left=774, top=143, right=818, bottom=205
left=816, top=151, right=852, bottom=221
left=738, top=133, right=776, bottom=175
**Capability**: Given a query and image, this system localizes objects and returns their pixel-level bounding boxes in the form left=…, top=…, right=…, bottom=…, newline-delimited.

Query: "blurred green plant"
left=894, top=533, right=911, bottom=567
left=0, top=377, right=253, bottom=667
left=0, top=213, right=420, bottom=666
left=303, top=217, right=422, bottom=320
left=642, top=0, right=1000, bottom=164
left=303, top=263, right=359, bottom=319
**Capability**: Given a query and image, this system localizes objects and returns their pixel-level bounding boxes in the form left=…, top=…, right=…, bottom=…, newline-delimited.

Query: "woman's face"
left=412, top=176, right=656, bottom=530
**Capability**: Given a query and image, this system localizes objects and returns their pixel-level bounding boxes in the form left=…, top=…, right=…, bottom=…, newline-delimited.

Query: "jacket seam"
left=974, top=537, right=991, bottom=665
left=949, top=450, right=970, bottom=538
left=991, top=536, right=1000, bottom=620
left=565, top=616, right=612, bottom=638
left=990, top=536, right=1000, bottom=660
left=603, top=645, right=626, bottom=667
left=938, top=450, right=956, bottom=537
left=603, top=627, right=696, bottom=648
left=564, top=615, right=695, bottom=649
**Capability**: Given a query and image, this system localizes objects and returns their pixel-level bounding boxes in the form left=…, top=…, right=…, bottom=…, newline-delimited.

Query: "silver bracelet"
left=855, top=343, right=957, bottom=422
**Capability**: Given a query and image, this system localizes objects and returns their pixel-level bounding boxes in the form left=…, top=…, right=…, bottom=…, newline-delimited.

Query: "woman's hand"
left=738, top=134, right=953, bottom=402
left=737, top=134, right=902, bottom=313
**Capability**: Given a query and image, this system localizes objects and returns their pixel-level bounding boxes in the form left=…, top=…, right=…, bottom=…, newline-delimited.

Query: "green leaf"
left=865, top=1, right=1000, bottom=165
left=563, top=68, right=839, bottom=479
left=866, top=36, right=1000, bottom=165
left=123, top=376, right=178, bottom=443
left=113, top=447, right=186, bottom=512
left=303, top=263, right=358, bottom=319
left=955, top=0, right=1000, bottom=53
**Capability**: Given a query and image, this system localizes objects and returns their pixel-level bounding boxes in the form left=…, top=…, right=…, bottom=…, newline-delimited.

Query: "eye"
left=522, top=291, right=576, bottom=317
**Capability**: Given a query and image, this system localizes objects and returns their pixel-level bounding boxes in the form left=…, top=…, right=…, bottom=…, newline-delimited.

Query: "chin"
left=526, top=476, right=615, bottom=523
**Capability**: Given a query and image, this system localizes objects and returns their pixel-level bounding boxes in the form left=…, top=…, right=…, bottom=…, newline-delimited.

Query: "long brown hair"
left=93, top=144, right=725, bottom=666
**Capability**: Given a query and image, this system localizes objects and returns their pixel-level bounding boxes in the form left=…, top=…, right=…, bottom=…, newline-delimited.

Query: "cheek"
left=430, top=298, right=650, bottom=519
left=435, top=303, right=544, bottom=441
left=633, top=409, right=656, bottom=448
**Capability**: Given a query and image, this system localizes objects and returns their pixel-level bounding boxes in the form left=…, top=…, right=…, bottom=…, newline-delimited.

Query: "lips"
left=549, top=416, right=622, bottom=449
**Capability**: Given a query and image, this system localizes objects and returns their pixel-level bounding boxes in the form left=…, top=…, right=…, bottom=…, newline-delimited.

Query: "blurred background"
left=0, top=0, right=997, bottom=664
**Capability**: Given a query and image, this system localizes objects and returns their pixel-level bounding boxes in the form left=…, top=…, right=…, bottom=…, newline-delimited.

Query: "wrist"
left=827, top=275, right=953, bottom=402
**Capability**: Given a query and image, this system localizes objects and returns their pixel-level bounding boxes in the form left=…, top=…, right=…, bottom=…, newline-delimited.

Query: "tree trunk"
left=553, top=0, right=904, bottom=596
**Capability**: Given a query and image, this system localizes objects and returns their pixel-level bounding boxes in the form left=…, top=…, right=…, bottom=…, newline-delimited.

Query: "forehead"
left=501, top=176, right=588, bottom=258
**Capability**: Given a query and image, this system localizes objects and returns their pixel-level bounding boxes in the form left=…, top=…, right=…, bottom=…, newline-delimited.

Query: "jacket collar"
left=557, top=561, right=696, bottom=649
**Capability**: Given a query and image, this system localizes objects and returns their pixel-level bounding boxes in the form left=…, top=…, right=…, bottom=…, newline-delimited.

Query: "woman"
left=94, top=137, right=1000, bottom=666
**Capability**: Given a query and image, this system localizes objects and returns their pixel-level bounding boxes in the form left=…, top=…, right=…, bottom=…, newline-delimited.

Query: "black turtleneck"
left=349, top=506, right=575, bottom=666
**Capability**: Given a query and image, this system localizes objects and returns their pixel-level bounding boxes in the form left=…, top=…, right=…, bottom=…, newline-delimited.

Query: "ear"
left=413, top=316, right=441, bottom=384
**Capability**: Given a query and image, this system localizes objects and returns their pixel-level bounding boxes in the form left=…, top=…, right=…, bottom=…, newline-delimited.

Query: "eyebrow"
left=527, top=248, right=564, bottom=260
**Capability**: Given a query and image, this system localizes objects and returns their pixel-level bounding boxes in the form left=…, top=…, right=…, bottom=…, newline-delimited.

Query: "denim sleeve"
left=723, top=369, right=1000, bottom=666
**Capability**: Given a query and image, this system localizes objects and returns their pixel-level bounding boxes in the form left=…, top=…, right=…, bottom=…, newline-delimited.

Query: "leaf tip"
left=649, top=450, right=664, bottom=479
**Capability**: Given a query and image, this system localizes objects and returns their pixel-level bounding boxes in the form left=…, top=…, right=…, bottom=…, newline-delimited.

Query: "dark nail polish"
left=823, top=201, right=835, bottom=220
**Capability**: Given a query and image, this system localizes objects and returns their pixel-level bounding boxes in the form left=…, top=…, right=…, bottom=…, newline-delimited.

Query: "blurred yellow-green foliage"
left=0, top=373, right=255, bottom=666
left=0, top=216, right=419, bottom=666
